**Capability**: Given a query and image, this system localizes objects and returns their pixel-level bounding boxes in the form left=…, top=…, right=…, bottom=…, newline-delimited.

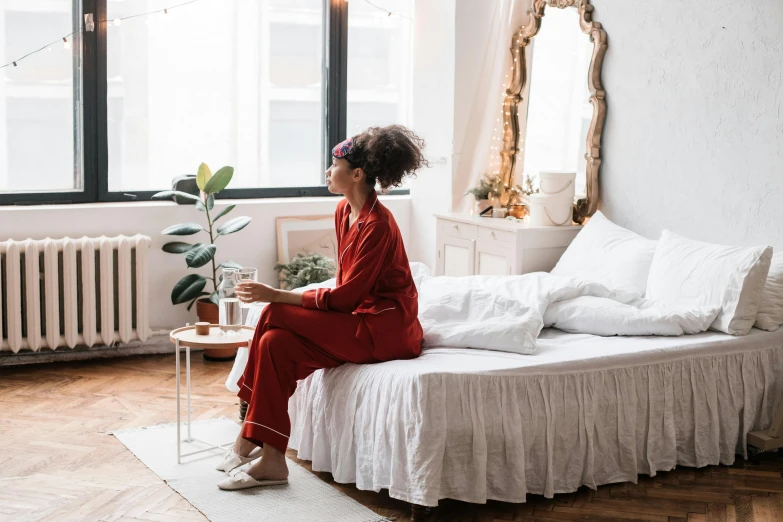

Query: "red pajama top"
left=301, top=191, right=423, bottom=361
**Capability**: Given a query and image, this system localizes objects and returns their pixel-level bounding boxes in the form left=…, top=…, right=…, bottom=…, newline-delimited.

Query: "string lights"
left=0, top=0, right=202, bottom=70
left=363, top=0, right=414, bottom=20
left=488, top=39, right=524, bottom=182
left=1, top=0, right=411, bottom=71
left=487, top=26, right=534, bottom=208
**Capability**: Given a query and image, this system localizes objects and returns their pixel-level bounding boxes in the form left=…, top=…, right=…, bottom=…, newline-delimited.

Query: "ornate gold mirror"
left=499, top=0, right=607, bottom=221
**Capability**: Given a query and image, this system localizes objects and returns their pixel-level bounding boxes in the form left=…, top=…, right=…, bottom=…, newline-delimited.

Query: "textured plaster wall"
left=596, top=0, right=783, bottom=249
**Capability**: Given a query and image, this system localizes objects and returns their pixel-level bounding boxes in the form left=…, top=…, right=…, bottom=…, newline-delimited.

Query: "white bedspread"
left=418, top=273, right=720, bottom=354
left=288, top=328, right=783, bottom=506
left=238, top=270, right=720, bottom=360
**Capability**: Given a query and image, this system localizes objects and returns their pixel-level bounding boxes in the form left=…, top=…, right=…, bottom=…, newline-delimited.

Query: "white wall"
left=0, top=196, right=410, bottom=330
left=408, top=0, right=456, bottom=268
left=595, top=0, right=783, bottom=250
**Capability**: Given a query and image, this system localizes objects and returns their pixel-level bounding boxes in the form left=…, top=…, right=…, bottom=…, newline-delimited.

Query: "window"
left=0, top=0, right=414, bottom=205
left=1, top=0, right=83, bottom=196
left=346, top=0, right=414, bottom=135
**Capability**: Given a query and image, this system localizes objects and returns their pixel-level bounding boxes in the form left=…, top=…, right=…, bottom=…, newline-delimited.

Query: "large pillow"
left=646, top=230, right=772, bottom=335
left=755, top=252, right=783, bottom=331
left=550, top=210, right=657, bottom=295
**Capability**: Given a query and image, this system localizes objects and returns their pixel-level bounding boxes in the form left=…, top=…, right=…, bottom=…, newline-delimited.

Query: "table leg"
left=186, top=345, right=191, bottom=442
left=175, top=338, right=181, bottom=464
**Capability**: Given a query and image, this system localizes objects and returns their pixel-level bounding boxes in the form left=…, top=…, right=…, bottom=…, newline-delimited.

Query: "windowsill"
left=0, top=193, right=411, bottom=212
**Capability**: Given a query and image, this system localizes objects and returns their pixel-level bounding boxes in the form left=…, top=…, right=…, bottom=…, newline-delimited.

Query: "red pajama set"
left=237, top=191, right=423, bottom=453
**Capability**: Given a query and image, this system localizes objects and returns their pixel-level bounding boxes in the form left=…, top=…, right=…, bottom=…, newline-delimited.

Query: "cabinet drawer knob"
left=452, top=224, right=459, bottom=230
left=490, top=231, right=496, bottom=239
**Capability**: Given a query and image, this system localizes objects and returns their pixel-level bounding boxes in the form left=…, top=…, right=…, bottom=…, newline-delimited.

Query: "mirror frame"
left=499, top=0, right=607, bottom=221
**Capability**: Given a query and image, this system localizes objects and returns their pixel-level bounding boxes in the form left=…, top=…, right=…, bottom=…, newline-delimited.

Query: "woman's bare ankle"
left=247, top=449, right=289, bottom=480
left=233, top=437, right=257, bottom=457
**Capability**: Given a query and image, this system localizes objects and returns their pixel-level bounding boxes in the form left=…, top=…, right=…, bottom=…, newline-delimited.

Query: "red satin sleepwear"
left=237, top=191, right=422, bottom=453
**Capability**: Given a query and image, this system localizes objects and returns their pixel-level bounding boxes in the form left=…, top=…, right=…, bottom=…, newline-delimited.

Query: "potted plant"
left=516, top=173, right=540, bottom=198
left=152, top=163, right=251, bottom=360
left=274, top=253, right=337, bottom=290
left=466, top=173, right=502, bottom=213
left=507, top=174, right=539, bottom=219
left=508, top=174, right=539, bottom=219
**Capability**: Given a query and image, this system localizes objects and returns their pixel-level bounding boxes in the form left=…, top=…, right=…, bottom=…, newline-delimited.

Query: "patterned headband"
left=332, top=137, right=354, bottom=158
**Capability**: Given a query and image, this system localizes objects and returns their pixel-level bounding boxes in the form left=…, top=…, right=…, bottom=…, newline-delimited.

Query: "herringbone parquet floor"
left=3, top=353, right=783, bottom=522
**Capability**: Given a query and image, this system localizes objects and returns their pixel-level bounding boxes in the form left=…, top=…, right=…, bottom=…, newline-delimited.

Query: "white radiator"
left=0, top=235, right=151, bottom=353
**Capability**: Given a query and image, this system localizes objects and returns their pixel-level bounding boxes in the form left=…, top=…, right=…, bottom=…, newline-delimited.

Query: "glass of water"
left=218, top=298, right=242, bottom=334
left=234, top=267, right=258, bottom=285
left=233, top=267, right=259, bottom=324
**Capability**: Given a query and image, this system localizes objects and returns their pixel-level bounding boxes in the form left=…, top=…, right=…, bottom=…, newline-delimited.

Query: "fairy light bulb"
left=63, top=37, right=71, bottom=50
left=113, top=18, right=122, bottom=26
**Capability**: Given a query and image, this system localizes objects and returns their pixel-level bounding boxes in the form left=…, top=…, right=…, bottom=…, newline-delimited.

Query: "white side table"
left=434, top=212, right=582, bottom=277
left=169, top=324, right=255, bottom=463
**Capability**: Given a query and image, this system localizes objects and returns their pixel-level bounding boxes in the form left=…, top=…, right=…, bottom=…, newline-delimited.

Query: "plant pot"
left=195, top=298, right=238, bottom=361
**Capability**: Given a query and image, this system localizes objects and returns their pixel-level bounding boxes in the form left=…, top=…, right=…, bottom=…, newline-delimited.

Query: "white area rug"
left=112, top=418, right=388, bottom=522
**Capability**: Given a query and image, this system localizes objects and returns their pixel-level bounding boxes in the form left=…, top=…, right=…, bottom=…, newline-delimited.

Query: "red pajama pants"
left=237, top=302, right=378, bottom=453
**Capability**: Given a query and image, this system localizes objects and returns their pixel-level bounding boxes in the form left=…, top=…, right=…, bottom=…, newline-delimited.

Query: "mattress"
left=287, top=328, right=783, bottom=507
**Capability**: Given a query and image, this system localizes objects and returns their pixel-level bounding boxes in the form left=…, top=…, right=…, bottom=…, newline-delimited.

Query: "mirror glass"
left=520, top=6, right=593, bottom=199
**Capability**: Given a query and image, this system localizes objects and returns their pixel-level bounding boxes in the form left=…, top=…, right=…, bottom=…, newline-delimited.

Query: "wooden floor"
left=3, top=354, right=783, bottom=522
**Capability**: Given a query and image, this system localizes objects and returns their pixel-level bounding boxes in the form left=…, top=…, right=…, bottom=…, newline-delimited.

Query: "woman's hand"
left=235, top=281, right=278, bottom=304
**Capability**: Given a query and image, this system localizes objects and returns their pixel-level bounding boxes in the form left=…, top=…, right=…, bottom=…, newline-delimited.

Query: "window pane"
left=107, top=0, right=324, bottom=192
left=346, top=0, right=414, bottom=136
left=1, top=0, right=82, bottom=194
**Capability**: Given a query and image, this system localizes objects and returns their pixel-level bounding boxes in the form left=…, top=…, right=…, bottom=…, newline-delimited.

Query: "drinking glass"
left=234, top=267, right=258, bottom=284
left=218, top=298, right=242, bottom=334
left=218, top=267, right=241, bottom=334
left=233, top=267, right=259, bottom=324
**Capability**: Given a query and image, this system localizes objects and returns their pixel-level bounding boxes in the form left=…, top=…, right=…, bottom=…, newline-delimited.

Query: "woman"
left=216, top=125, right=427, bottom=490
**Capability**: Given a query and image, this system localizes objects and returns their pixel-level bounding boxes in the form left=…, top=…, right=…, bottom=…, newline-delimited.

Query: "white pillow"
left=550, top=210, right=657, bottom=295
left=646, top=230, right=772, bottom=336
left=755, top=252, right=783, bottom=331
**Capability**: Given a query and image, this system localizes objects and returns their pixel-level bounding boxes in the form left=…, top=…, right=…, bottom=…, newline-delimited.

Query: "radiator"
left=0, top=235, right=151, bottom=353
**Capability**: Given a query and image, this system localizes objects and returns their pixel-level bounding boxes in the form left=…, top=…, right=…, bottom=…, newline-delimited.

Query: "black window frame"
left=0, top=0, right=409, bottom=207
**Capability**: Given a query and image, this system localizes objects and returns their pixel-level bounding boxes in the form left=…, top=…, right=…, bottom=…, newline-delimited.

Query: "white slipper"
left=215, top=447, right=262, bottom=473
left=217, top=471, right=289, bottom=491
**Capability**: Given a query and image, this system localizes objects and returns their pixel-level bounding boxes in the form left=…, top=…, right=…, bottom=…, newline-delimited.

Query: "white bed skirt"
left=287, top=342, right=783, bottom=507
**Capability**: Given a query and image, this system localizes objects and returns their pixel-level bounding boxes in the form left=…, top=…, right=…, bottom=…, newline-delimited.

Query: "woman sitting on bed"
left=216, top=125, right=427, bottom=490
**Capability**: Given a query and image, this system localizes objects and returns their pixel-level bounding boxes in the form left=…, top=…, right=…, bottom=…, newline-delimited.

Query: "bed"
left=283, top=327, right=783, bottom=510
left=226, top=214, right=783, bottom=518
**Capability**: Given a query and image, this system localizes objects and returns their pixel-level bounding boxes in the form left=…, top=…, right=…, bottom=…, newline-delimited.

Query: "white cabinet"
left=442, top=238, right=475, bottom=277
left=435, top=213, right=582, bottom=276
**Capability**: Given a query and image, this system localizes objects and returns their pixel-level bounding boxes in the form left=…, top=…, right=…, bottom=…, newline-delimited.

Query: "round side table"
left=170, top=324, right=255, bottom=463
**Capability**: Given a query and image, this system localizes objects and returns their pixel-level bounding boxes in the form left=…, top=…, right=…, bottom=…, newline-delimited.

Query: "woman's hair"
left=344, top=125, right=428, bottom=190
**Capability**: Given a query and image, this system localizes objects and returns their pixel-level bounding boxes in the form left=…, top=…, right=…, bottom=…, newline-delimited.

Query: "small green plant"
left=152, top=163, right=252, bottom=310
left=274, top=253, right=337, bottom=290
left=516, top=174, right=540, bottom=196
left=465, top=173, right=503, bottom=201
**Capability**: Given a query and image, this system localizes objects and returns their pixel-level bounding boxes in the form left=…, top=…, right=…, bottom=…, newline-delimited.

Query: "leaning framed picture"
left=275, top=215, right=338, bottom=265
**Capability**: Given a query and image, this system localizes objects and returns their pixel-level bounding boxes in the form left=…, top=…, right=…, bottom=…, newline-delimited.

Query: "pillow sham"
left=754, top=252, right=783, bottom=331
left=550, top=210, right=657, bottom=295
left=646, top=230, right=772, bottom=335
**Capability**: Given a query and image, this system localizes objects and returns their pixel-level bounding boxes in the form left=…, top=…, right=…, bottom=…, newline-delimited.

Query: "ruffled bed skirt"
left=288, top=345, right=783, bottom=507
